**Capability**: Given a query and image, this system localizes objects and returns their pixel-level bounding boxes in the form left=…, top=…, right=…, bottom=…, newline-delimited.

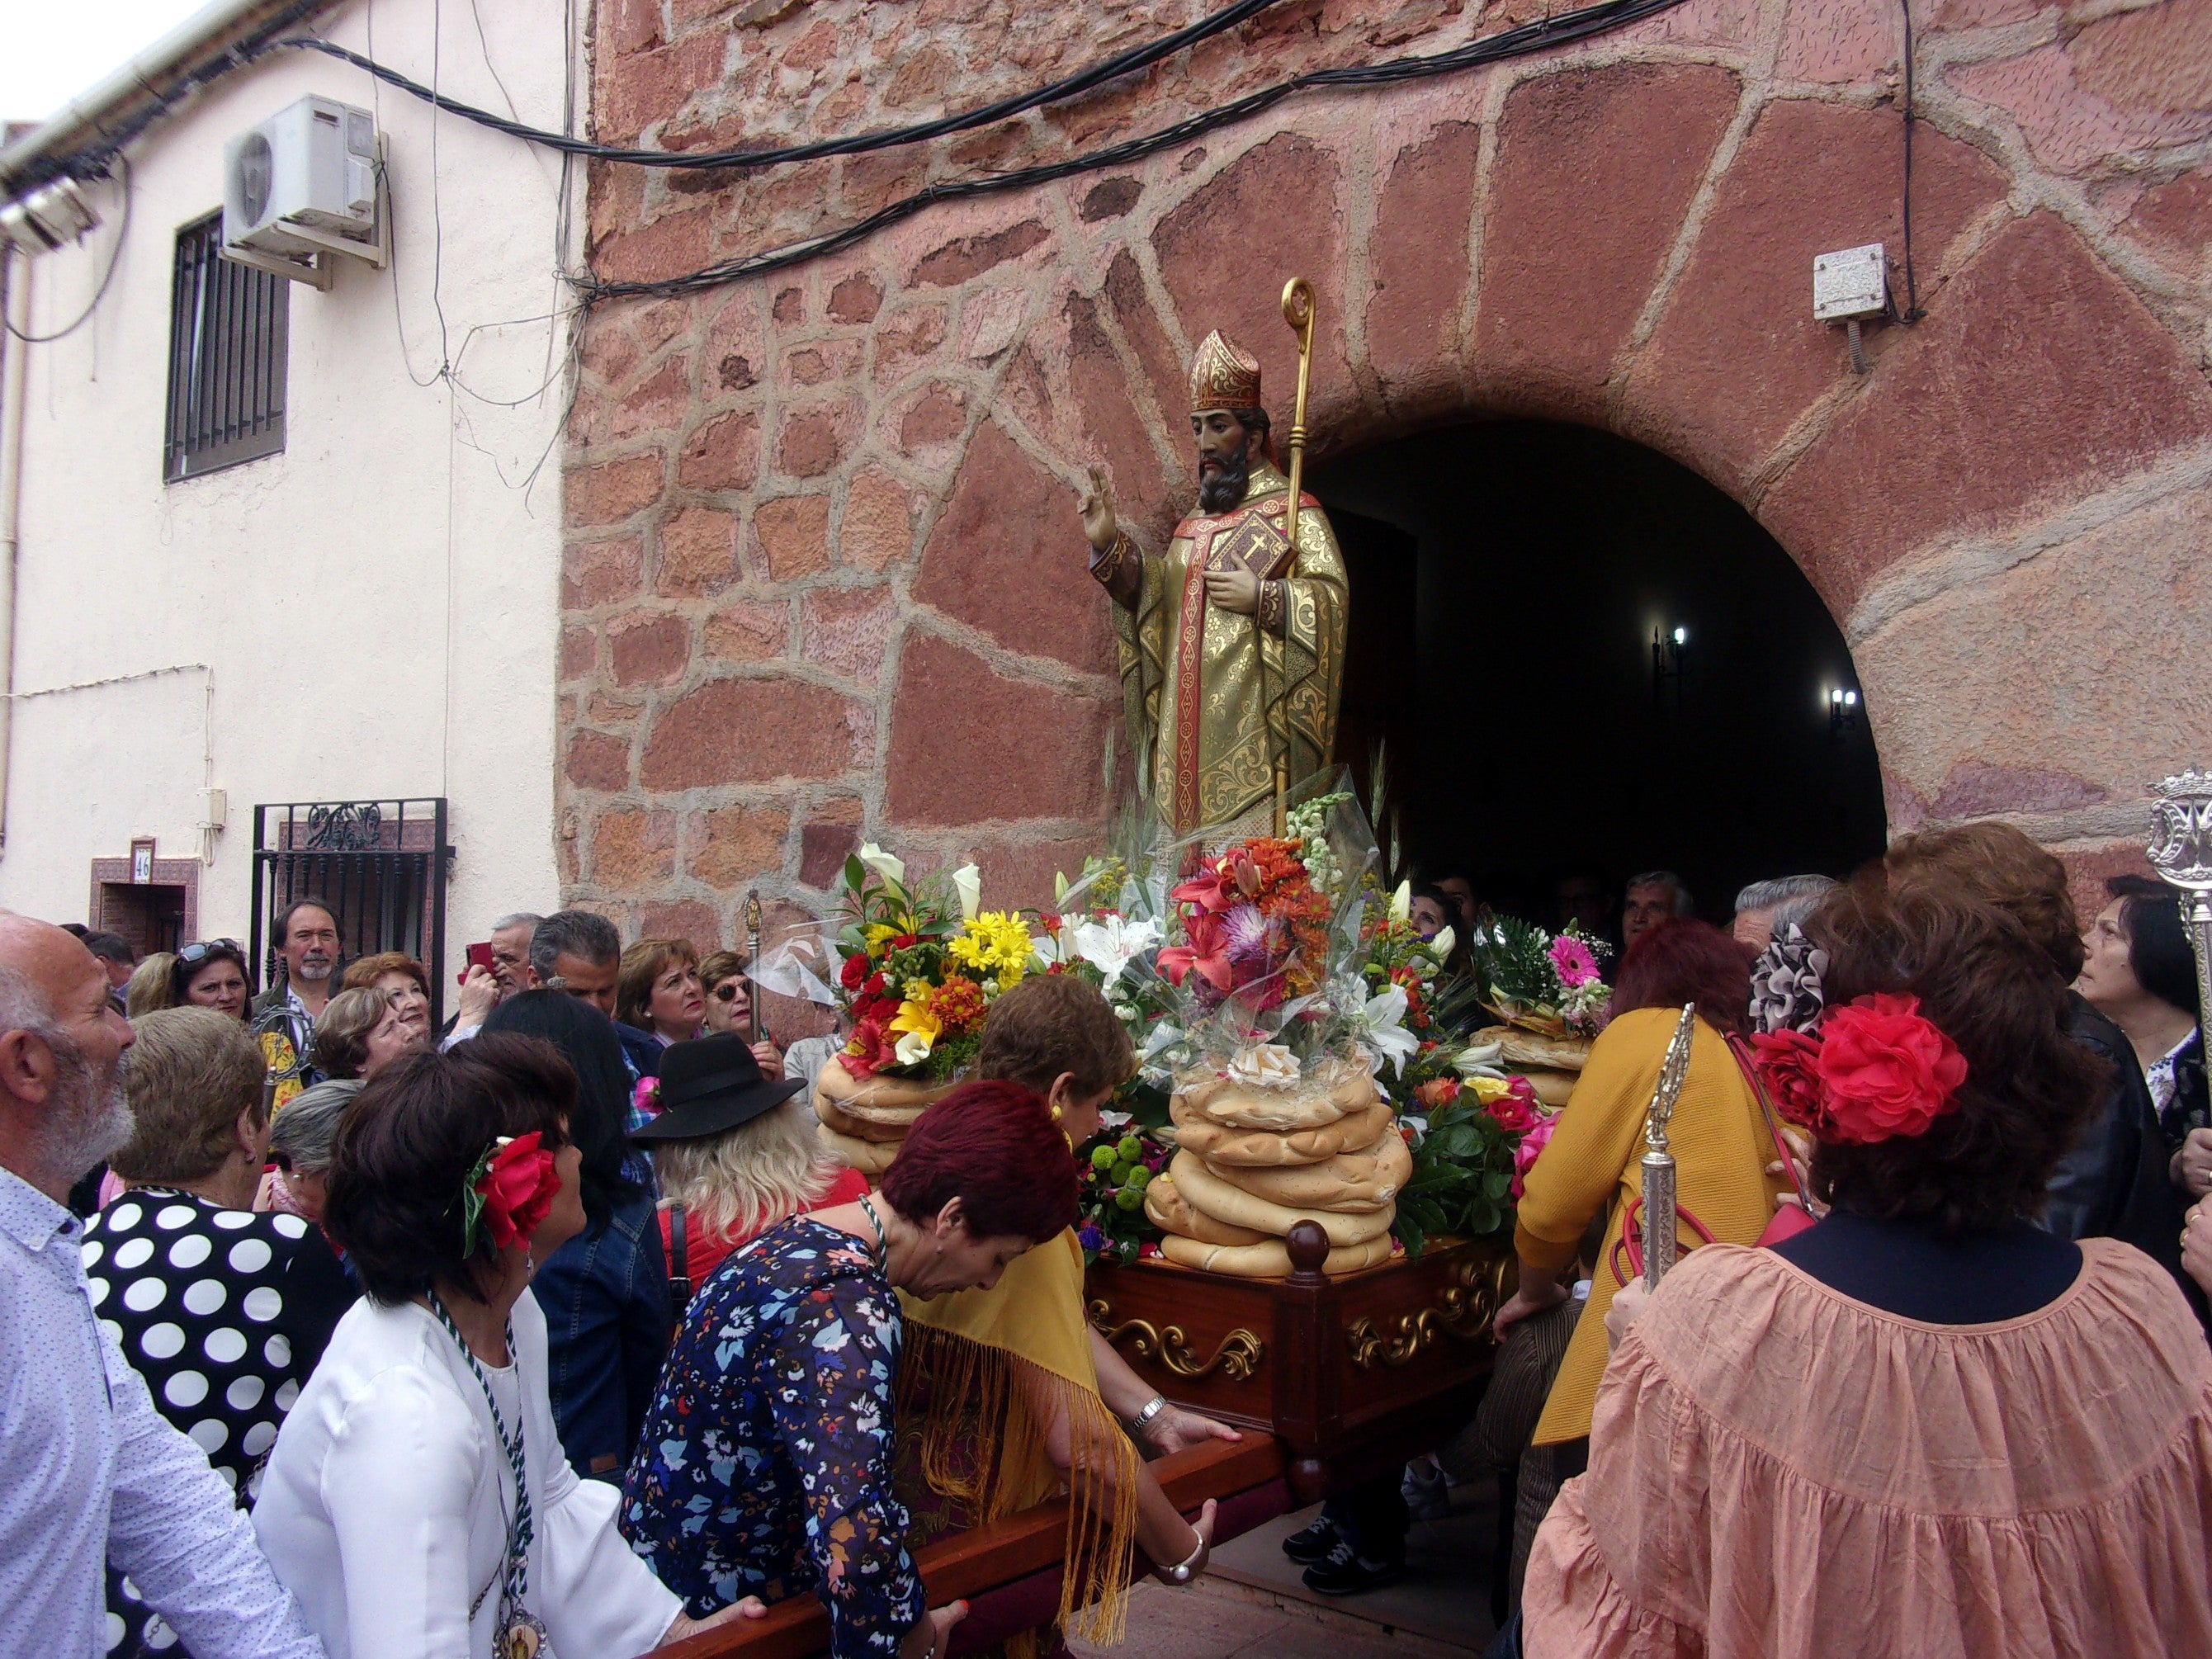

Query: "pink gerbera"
left=1548, top=934, right=1600, bottom=989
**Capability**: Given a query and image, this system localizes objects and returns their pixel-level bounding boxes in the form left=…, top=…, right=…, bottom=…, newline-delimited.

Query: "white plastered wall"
left=2, top=0, right=584, bottom=962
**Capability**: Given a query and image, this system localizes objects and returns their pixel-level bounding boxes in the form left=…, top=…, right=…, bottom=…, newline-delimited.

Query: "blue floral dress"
left=620, top=1217, right=924, bottom=1657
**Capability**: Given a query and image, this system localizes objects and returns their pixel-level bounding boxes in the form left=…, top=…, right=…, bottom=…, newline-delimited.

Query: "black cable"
left=1897, top=0, right=1924, bottom=323
left=261, top=0, right=1283, bottom=172
left=579, top=0, right=1696, bottom=303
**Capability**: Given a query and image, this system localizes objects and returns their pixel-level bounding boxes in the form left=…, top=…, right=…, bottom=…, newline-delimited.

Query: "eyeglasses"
left=177, top=938, right=242, bottom=965
left=712, top=982, right=746, bottom=1003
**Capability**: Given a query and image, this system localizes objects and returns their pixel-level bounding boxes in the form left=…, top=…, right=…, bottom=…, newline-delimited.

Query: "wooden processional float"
left=672, top=284, right=1517, bottom=1657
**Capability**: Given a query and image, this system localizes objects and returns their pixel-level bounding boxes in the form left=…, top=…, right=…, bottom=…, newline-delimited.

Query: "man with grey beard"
left=0, top=915, right=325, bottom=1659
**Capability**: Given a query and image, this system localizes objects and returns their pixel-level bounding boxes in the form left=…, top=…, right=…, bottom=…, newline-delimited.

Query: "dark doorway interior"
left=98, top=882, right=187, bottom=957
left=1312, top=419, right=1886, bottom=933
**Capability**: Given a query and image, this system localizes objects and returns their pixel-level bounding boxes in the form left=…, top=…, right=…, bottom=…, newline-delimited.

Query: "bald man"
left=0, top=915, right=325, bottom=1659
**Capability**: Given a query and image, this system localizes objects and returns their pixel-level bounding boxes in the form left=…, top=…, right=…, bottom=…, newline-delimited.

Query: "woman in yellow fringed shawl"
left=897, top=975, right=1240, bottom=1652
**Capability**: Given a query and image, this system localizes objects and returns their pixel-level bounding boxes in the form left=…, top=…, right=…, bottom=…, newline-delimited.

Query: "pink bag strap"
left=1725, top=1031, right=1813, bottom=1211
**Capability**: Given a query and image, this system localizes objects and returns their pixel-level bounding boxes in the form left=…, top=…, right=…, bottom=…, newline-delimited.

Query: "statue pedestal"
left=1085, top=1237, right=1516, bottom=1503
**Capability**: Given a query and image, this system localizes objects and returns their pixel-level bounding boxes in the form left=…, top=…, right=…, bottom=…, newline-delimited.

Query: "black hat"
left=629, top=1032, right=807, bottom=1142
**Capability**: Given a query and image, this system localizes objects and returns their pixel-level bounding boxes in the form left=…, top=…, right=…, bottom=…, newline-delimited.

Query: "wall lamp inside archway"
left=1652, top=626, right=1688, bottom=711
left=1828, top=686, right=1862, bottom=741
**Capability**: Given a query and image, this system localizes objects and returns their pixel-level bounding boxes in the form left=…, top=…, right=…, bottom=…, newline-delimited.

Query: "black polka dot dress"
left=82, top=1189, right=353, bottom=1657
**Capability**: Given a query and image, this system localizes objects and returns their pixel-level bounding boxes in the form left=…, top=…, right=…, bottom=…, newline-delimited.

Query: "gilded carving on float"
left=1086, top=1299, right=1267, bottom=1382
left=1345, top=1253, right=1515, bottom=1370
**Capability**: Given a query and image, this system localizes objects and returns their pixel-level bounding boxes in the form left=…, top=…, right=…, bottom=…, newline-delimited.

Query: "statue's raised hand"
left=1078, top=464, right=1119, bottom=552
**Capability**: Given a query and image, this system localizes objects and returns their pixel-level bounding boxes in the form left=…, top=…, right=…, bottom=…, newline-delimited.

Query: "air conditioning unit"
left=220, top=96, right=388, bottom=289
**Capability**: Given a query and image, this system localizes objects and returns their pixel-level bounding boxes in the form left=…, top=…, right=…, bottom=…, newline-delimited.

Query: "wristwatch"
left=1127, top=1394, right=1170, bottom=1437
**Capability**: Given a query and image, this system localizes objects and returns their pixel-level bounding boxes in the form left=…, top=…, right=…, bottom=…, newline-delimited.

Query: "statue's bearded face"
left=1193, top=409, right=1254, bottom=514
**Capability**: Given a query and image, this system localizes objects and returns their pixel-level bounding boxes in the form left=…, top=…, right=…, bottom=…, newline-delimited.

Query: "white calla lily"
left=1072, top=915, right=1165, bottom=986
left=1354, top=982, right=1420, bottom=1078
left=952, top=863, right=982, bottom=922
left=1430, top=924, right=1456, bottom=962
left=1388, top=880, right=1411, bottom=924
left=858, top=843, right=905, bottom=888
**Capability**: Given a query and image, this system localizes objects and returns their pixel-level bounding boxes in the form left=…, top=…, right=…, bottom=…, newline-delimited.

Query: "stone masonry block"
left=886, top=634, right=1113, bottom=825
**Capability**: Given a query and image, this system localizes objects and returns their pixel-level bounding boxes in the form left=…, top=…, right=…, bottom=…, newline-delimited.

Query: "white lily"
left=1430, top=924, right=1456, bottom=963
left=1388, top=880, right=1411, bottom=924
left=1073, top=914, right=1165, bottom=987
left=893, top=1028, right=934, bottom=1067
left=858, top=842, right=905, bottom=888
left=1354, top=982, right=1420, bottom=1078
left=952, top=862, right=982, bottom=923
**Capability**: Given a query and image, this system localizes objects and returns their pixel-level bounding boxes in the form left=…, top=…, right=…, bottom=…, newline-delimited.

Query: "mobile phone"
left=464, top=941, right=496, bottom=982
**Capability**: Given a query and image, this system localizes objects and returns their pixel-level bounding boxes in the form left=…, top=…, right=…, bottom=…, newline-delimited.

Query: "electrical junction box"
left=1813, top=243, right=1887, bottom=322
left=221, top=96, right=386, bottom=288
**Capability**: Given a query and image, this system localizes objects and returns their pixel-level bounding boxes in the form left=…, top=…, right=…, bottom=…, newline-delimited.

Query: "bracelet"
left=1127, top=1394, right=1169, bottom=1436
left=1155, top=1526, right=1208, bottom=1586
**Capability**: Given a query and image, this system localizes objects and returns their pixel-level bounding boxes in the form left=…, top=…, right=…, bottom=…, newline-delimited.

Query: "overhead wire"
left=256, top=0, right=1284, bottom=172
left=578, top=0, right=1699, bottom=303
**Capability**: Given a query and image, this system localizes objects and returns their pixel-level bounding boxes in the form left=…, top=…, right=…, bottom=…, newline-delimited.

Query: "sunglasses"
left=177, top=938, right=242, bottom=965
left=712, top=982, right=748, bottom=1003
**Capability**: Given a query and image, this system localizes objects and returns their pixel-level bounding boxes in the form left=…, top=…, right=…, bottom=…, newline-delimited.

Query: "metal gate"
left=250, top=799, right=451, bottom=1027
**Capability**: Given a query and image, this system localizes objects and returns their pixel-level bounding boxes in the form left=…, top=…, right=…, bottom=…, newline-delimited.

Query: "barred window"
left=163, top=213, right=287, bottom=483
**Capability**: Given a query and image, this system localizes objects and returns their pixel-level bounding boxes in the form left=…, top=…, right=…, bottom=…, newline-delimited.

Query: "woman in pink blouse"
left=1524, top=877, right=2212, bottom=1659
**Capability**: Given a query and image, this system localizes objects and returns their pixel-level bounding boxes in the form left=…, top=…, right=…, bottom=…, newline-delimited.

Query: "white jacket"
left=252, top=1288, right=677, bottom=1659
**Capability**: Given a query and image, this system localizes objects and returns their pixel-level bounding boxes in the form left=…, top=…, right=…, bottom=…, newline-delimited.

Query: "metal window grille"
left=163, top=213, right=288, bottom=483
left=250, top=800, right=451, bottom=1028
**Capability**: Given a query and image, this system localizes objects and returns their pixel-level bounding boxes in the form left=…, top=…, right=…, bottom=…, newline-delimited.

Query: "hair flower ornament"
left=461, top=1132, right=561, bottom=1255
left=1751, top=991, right=1967, bottom=1146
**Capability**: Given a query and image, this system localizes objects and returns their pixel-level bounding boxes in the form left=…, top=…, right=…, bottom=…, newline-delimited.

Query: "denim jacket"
left=534, top=1189, right=674, bottom=1481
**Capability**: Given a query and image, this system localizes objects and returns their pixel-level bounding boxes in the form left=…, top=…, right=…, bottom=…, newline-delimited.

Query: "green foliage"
left=1394, top=1104, right=1518, bottom=1260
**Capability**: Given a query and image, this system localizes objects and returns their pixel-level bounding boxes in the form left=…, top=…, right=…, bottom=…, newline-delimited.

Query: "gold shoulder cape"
left=898, top=1229, right=1141, bottom=1645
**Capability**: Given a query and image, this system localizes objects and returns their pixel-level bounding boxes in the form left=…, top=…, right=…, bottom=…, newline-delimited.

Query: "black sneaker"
left=1280, top=1515, right=1343, bottom=1565
left=1301, top=1538, right=1406, bottom=1597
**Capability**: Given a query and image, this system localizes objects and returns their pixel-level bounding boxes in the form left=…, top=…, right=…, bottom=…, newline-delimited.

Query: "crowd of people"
left=7, top=899, right=1237, bottom=1659
left=11, top=823, right=2212, bottom=1659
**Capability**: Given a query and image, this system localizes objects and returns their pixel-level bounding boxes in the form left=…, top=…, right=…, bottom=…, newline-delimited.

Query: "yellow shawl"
left=898, top=1228, right=1141, bottom=1645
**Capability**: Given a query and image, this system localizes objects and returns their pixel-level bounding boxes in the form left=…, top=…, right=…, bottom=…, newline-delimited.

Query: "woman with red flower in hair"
left=250, top=1035, right=762, bottom=1659
left=1519, top=877, right=2212, bottom=1659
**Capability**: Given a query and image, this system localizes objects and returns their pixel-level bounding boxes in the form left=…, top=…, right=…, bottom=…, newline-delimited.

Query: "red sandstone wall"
left=561, top=0, right=2212, bottom=942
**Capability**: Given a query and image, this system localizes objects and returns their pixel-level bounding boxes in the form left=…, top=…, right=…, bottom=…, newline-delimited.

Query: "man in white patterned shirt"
left=0, top=914, right=324, bottom=1659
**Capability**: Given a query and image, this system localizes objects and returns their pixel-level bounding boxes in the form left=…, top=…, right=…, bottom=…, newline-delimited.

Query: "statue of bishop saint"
left=1077, top=330, right=1349, bottom=837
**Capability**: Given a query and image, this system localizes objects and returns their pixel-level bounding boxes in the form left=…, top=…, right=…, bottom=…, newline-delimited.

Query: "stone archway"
left=560, top=2, right=2212, bottom=943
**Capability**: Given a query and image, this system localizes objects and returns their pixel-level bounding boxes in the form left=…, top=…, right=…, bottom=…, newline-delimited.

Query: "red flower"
left=891, top=933, right=919, bottom=951
left=1751, top=1028, right=1828, bottom=1136
left=1815, top=993, right=1968, bottom=1144
left=840, top=953, right=868, bottom=992
left=1482, top=1077, right=1540, bottom=1136
left=479, top=1132, right=560, bottom=1250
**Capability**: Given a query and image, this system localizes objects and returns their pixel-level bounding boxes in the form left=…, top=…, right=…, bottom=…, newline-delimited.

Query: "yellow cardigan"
left=1518, top=1007, right=1788, bottom=1445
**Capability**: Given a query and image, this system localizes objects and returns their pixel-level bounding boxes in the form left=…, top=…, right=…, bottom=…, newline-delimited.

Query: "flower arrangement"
left=1391, top=1071, right=1545, bottom=1254
left=1157, top=837, right=1335, bottom=1014
left=1075, top=1126, right=1172, bottom=1266
left=1463, top=914, right=1613, bottom=1038
left=831, top=844, right=1037, bottom=1081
